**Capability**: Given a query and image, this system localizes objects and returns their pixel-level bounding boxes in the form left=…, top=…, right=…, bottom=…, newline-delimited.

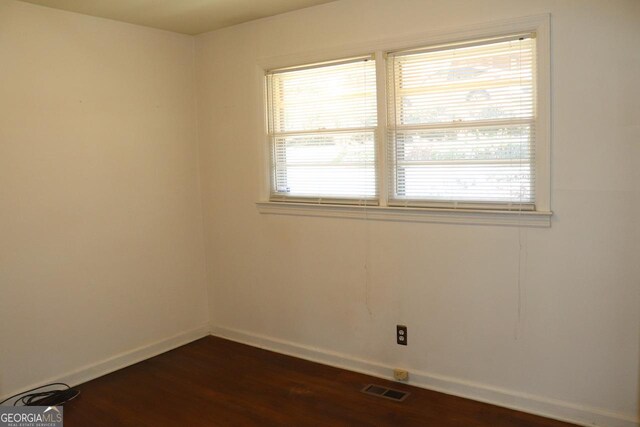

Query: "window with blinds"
left=387, top=35, right=536, bottom=209
left=266, top=57, right=378, bottom=203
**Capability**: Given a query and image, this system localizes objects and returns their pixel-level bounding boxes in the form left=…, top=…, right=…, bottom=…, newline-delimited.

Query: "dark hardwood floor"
left=65, top=336, right=576, bottom=426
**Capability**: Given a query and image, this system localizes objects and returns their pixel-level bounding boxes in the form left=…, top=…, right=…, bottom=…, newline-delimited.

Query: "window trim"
left=256, top=201, right=552, bottom=227
left=257, top=14, right=551, bottom=226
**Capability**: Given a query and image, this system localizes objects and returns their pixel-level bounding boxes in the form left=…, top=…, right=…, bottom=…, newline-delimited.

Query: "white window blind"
left=387, top=35, right=536, bottom=209
left=266, top=57, right=378, bottom=203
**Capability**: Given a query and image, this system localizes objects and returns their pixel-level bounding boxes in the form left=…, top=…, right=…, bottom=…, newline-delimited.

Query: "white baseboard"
left=1, top=324, right=210, bottom=403
left=211, top=325, right=639, bottom=427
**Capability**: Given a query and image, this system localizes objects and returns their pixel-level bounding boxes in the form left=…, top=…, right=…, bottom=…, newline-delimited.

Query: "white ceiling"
left=18, top=0, right=337, bottom=35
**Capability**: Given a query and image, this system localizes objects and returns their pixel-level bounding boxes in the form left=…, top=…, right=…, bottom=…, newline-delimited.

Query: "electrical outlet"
left=393, top=368, right=409, bottom=381
left=396, top=325, right=407, bottom=346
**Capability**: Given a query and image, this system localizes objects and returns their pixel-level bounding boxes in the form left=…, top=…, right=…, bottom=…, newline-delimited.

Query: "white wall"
left=0, top=0, right=209, bottom=396
left=196, top=1, right=640, bottom=426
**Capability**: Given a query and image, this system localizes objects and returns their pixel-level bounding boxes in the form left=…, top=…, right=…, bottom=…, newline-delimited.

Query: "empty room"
left=1, top=0, right=638, bottom=426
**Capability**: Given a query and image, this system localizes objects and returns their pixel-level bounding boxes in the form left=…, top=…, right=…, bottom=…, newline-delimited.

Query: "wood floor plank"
left=63, top=336, right=577, bottom=426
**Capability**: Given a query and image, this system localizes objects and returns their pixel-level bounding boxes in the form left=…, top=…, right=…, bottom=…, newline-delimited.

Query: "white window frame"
left=257, top=14, right=552, bottom=227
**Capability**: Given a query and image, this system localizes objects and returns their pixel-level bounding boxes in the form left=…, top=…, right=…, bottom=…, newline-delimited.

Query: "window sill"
left=256, top=202, right=552, bottom=227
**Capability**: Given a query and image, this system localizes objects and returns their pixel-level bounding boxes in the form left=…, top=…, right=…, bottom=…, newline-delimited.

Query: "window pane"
left=393, top=125, right=533, bottom=202
left=393, top=38, right=534, bottom=125
left=272, top=60, right=377, bottom=133
left=274, top=132, right=376, bottom=198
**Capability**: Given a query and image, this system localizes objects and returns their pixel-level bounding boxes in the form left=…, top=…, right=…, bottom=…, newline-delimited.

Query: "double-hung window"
left=266, top=58, right=378, bottom=204
left=387, top=35, right=536, bottom=209
left=263, top=23, right=549, bottom=221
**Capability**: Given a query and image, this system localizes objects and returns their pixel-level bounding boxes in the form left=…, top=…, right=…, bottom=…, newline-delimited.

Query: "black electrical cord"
left=0, top=383, right=79, bottom=406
